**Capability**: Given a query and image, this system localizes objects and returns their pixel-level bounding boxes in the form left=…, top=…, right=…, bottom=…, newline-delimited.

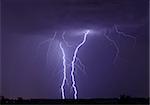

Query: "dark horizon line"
left=1, top=95, right=149, bottom=104
left=1, top=95, right=149, bottom=99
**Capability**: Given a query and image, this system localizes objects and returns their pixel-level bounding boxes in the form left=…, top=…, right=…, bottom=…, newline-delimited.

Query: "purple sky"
left=1, top=0, right=149, bottom=99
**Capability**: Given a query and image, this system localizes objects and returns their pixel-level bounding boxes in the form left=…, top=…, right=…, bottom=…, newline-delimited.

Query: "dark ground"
left=0, top=95, right=149, bottom=104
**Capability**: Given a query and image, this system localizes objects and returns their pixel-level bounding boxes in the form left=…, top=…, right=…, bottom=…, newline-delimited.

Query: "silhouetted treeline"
left=0, top=95, right=149, bottom=104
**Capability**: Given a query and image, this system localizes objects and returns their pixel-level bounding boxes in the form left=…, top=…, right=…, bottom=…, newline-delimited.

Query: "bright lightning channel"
left=61, top=31, right=86, bottom=74
left=71, top=30, right=90, bottom=99
left=59, top=42, right=67, bottom=99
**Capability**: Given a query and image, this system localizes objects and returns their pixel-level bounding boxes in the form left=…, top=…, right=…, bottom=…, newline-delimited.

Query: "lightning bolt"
left=37, top=28, right=136, bottom=99
left=37, top=32, right=57, bottom=65
left=76, top=57, right=86, bottom=75
left=61, top=31, right=86, bottom=74
left=103, top=25, right=136, bottom=64
left=59, top=31, right=88, bottom=99
left=59, top=42, right=67, bottom=99
left=103, top=30, right=119, bottom=64
left=71, top=30, right=90, bottom=99
left=46, top=32, right=57, bottom=65
left=114, top=24, right=136, bottom=47
left=62, top=31, right=73, bottom=47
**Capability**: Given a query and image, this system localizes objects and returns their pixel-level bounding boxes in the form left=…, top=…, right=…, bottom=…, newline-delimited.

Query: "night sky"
left=1, top=0, right=149, bottom=99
